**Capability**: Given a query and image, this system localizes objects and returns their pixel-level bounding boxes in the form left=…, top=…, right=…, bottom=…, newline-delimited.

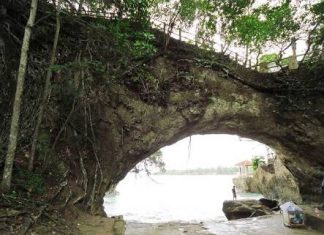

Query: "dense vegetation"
left=0, top=0, right=323, bottom=233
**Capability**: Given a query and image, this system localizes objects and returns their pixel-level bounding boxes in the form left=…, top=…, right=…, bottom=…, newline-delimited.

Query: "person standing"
left=232, top=186, right=237, bottom=200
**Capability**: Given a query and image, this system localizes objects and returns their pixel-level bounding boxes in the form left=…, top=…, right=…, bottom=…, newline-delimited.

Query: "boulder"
left=259, top=198, right=279, bottom=211
left=222, top=200, right=272, bottom=220
left=249, top=157, right=302, bottom=203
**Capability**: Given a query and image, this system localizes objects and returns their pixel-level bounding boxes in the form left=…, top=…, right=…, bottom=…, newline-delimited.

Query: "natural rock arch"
left=1, top=3, right=324, bottom=214
left=88, top=41, right=324, bottom=212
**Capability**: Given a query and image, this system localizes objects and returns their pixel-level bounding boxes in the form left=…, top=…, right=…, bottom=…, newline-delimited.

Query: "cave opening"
left=103, top=134, right=276, bottom=223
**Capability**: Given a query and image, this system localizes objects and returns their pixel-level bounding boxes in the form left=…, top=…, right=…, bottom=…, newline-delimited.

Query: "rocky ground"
left=28, top=205, right=324, bottom=234
left=125, top=205, right=324, bottom=235
left=125, top=222, right=212, bottom=235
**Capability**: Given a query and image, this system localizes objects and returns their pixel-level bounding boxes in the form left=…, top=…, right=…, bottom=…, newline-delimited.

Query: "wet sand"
left=30, top=205, right=323, bottom=234
left=126, top=206, right=324, bottom=235
left=204, top=213, right=324, bottom=235
left=126, top=221, right=213, bottom=235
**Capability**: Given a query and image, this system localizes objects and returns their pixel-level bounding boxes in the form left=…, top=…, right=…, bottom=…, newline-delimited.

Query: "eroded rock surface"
left=251, top=158, right=303, bottom=203
left=234, top=158, right=304, bottom=203
left=1, top=1, right=324, bottom=214
left=222, top=200, right=272, bottom=220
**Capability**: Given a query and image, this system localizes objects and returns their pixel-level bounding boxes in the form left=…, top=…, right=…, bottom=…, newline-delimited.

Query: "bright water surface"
left=104, top=174, right=262, bottom=223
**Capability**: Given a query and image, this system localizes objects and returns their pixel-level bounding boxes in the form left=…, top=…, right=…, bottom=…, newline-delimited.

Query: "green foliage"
left=251, top=156, right=265, bottom=171
left=152, top=0, right=302, bottom=53
left=123, top=0, right=151, bottom=22
left=36, top=130, right=51, bottom=161
left=219, top=0, right=254, bottom=17
left=260, top=53, right=279, bottom=64
left=259, top=53, right=290, bottom=68
left=16, top=168, right=45, bottom=195
left=92, top=20, right=157, bottom=60
left=228, top=2, right=299, bottom=47
left=179, top=0, right=199, bottom=23
left=50, top=60, right=105, bottom=73
left=80, top=0, right=151, bottom=22
left=280, top=57, right=290, bottom=66
left=133, top=150, right=166, bottom=174
left=7, top=190, right=18, bottom=198
left=150, top=0, right=200, bottom=29
left=50, top=59, right=105, bottom=99
left=75, top=0, right=321, bottom=61
left=230, top=14, right=265, bottom=44
left=131, top=32, right=157, bottom=58
left=311, top=1, right=324, bottom=21
left=309, top=1, right=324, bottom=59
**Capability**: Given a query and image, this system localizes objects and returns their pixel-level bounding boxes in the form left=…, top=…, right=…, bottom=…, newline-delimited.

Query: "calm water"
left=104, top=174, right=262, bottom=223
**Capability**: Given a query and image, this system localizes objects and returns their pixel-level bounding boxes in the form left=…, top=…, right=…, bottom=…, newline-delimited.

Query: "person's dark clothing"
left=232, top=186, right=237, bottom=200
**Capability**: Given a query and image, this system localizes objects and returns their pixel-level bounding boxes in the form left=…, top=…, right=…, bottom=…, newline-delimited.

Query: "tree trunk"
left=289, top=37, right=298, bottom=70
left=78, top=0, right=84, bottom=14
left=244, top=45, right=249, bottom=67
left=1, top=0, right=39, bottom=192
left=28, top=0, right=61, bottom=171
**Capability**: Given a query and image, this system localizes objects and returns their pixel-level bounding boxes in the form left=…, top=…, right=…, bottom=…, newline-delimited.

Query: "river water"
left=104, top=174, right=262, bottom=223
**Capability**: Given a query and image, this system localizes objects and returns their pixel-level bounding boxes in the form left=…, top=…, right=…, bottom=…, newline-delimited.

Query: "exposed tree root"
left=0, top=194, right=76, bottom=234
left=71, top=151, right=88, bottom=205
left=22, top=205, right=47, bottom=234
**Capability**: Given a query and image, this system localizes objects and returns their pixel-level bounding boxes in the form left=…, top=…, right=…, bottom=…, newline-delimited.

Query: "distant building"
left=235, top=160, right=253, bottom=177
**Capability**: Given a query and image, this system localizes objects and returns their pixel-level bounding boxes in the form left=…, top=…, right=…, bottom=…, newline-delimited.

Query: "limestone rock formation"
left=1, top=1, right=324, bottom=215
left=233, top=176, right=258, bottom=193
left=250, top=158, right=302, bottom=203
left=234, top=158, right=303, bottom=203
left=222, top=200, right=272, bottom=220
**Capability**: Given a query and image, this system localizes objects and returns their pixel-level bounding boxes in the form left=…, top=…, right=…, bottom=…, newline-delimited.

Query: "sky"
left=160, top=134, right=274, bottom=170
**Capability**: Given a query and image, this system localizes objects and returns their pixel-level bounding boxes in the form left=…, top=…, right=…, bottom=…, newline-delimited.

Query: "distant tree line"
left=156, top=166, right=239, bottom=175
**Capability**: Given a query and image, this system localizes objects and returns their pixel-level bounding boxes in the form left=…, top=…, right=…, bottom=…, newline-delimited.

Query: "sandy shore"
left=126, top=206, right=324, bottom=235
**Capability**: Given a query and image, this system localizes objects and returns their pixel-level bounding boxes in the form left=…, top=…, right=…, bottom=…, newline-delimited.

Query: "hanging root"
left=62, top=186, right=72, bottom=208
left=83, top=103, right=104, bottom=212
left=87, top=104, right=103, bottom=188
left=87, top=163, right=98, bottom=212
left=72, top=151, right=88, bottom=205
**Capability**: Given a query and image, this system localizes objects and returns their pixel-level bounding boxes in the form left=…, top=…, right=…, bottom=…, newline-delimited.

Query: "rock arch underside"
left=1, top=2, right=324, bottom=214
